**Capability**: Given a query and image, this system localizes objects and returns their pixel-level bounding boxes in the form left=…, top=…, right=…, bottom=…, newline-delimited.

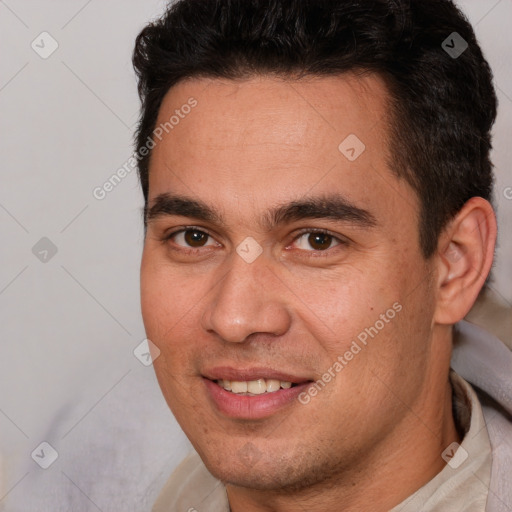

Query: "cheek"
left=296, top=265, right=423, bottom=393
left=140, top=257, right=203, bottom=409
left=140, top=252, right=204, bottom=340
left=140, top=262, right=170, bottom=342
left=285, top=266, right=399, bottom=349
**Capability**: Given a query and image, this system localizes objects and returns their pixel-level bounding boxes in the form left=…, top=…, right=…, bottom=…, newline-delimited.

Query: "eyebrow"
left=145, top=192, right=377, bottom=230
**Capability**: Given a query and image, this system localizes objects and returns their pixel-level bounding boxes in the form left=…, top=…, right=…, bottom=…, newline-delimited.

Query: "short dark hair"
left=133, top=0, right=497, bottom=257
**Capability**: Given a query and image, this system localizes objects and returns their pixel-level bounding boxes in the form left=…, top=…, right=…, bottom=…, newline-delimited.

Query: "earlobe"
left=434, top=197, right=497, bottom=325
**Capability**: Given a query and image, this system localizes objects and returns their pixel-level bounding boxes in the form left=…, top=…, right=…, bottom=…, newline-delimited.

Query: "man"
left=133, top=0, right=512, bottom=510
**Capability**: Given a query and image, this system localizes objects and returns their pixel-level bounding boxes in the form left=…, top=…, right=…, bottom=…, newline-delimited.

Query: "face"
left=140, top=74, right=443, bottom=491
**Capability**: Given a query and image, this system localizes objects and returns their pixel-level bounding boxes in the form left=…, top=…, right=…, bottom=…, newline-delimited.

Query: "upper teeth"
left=217, top=378, right=293, bottom=395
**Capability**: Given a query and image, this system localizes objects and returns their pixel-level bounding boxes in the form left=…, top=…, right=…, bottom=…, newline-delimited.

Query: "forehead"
left=147, top=73, right=417, bottom=225
left=152, top=72, right=389, bottom=161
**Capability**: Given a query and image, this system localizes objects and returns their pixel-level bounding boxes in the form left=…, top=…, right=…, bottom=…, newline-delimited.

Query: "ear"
left=433, top=197, right=497, bottom=325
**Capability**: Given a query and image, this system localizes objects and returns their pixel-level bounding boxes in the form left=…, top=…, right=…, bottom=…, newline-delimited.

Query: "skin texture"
left=140, top=74, right=496, bottom=511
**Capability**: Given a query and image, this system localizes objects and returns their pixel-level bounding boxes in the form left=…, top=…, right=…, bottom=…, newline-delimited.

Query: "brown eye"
left=183, top=229, right=209, bottom=247
left=293, top=231, right=341, bottom=252
left=308, top=233, right=333, bottom=250
left=168, top=228, right=216, bottom=249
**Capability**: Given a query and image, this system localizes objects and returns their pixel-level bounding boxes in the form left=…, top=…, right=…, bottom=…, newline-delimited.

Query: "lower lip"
left=204, top=378, right=311, bottom=420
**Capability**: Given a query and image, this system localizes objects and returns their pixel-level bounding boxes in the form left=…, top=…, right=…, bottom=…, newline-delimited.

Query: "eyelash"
left=161, top=226, right=348, bottom=257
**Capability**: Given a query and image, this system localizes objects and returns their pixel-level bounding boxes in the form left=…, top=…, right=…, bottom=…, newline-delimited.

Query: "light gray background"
left=0, top=1, right=510, bottom=511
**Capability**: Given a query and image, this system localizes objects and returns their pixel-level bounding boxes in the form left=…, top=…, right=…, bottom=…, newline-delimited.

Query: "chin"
left=200, top=445, right=331, bottom=493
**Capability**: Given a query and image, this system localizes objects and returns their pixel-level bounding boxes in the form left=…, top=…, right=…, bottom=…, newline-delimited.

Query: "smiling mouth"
left=215, top=378, right=300, bottom=395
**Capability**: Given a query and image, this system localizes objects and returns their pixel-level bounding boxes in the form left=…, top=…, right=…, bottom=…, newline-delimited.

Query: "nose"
left=201, top=251, right=292, bottom=344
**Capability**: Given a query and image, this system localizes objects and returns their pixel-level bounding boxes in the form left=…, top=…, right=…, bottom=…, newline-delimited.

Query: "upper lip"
left=202, top=366, right=312, bottom=384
